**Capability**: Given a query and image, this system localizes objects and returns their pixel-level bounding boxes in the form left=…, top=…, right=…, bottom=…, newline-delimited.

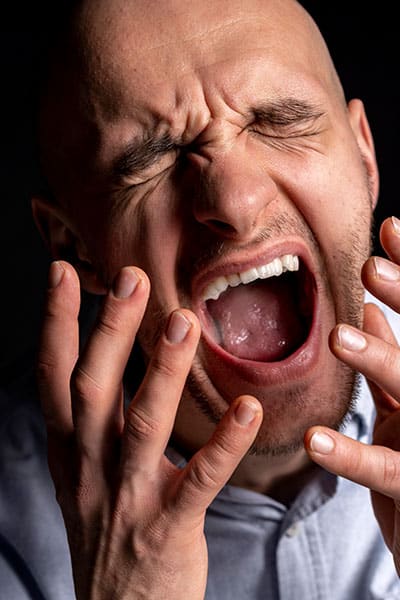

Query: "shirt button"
left=285, top=522, right=301, bottom=538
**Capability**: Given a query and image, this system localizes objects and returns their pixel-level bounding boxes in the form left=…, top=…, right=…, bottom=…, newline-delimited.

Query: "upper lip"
left=191, top=238, right=317, bottom=307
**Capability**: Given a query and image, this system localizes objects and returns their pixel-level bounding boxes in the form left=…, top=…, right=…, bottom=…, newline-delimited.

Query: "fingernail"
left=234, top=398, right=259, bottom=426
left=166, top=311, right=191, bottom=343
left=113, top=268, right=139, bottom=298
left=337, top=325, right=367, bottom=352
left=310, top=431, right=335, bottom=454
left=373, top=257, right=400, bottom=282
left=48, top=261, right=65, bottom=288
left=391, top=216, right=400, bottom=235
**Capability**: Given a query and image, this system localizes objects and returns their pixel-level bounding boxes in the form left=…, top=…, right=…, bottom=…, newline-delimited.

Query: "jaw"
left=137, top=222, right=370, bottom=458
left=179, top=238, right=363, bottom=456
left=182, top=332, right=358, bottom=458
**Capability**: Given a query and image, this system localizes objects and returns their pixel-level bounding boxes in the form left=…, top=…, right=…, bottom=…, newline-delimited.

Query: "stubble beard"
left=135, top=196, right=374, bottom=459
left=183, top=214, right=373, bottom=458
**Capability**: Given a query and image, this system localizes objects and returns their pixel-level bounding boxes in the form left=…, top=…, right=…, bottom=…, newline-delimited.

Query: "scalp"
left=38, top=0, right=345, bottom=203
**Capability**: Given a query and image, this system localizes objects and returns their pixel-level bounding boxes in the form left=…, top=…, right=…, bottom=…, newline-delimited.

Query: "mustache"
left=177, top=211, right=323, bottom=296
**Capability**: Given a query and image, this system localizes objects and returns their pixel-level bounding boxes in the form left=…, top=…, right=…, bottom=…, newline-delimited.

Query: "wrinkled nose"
left=191, top=148, right=278, bottom=241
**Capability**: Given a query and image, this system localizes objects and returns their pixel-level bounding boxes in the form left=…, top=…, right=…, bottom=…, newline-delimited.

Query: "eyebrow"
left=250, top=98, right=324, bottom=127
left=113, top=131, right=179, bottom=180
left=112, top=98, right=323, bottom=180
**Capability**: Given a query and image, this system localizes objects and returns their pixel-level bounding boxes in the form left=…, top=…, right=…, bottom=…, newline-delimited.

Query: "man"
left=2, top=0, right=400, bottom=597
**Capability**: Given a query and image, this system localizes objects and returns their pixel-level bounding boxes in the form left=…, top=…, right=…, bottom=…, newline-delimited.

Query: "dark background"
left=0, top=4, right=398, bottom=375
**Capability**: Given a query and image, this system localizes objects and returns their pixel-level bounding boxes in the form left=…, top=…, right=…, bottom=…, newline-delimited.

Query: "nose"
left=191, top=145, right=278, bottom=241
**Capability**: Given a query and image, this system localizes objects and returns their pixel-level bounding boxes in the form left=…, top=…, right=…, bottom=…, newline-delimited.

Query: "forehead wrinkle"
left=41, top=0, right=346, bottom=198
left=69, top=0, right=343, bottom=124
left=128, top=16, right=249, bottom=56
left=77, top=0, right=330, bottom=87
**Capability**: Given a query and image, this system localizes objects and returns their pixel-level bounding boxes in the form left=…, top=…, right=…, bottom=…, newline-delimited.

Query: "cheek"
left=84, top=193, right=183, bottom=288
left=289, top=153, right=372, bottom=261
left=135, top=217, right=186, bottom=359
left=282, top=154, right=373, bottom=327
left=139, top=203, right=183, bottom=290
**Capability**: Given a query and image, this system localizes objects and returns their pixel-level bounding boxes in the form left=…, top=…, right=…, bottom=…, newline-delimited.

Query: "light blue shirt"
left=203, top=375, right=400, bottom=599
left=0, top=294, right=400, bottom=599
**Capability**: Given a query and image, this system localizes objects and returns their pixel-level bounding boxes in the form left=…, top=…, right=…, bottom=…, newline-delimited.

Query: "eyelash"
left=127, top=125, right=322, bottom=189
left=249, top=126, right=323, bottom=150
left=250, top=125, right=321, bottom=138
left=127, top=163, right=177, bottom=189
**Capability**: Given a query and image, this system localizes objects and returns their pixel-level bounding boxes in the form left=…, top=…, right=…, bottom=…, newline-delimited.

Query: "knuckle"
left=187, top=455, right=220, bottom=492
left=213, top=429, right=242, bottom=458
left=71, top=365, right=104, bottom=403
left=382, top=449, right=400, bottom=491
left=150, top=354, right=177, bottom=379
left=96, top=306, right=123, bottom=338
left=43, top=294, right=78, bottom=323
left=125, top=405, right=162, bottom=442
left=36, top=354, right=58, bottom=385
left=348, top=443, right=371, bottom=482
left=126, top=525, right=163, bottom=563
left=380, top=344, right=400, bottom=377
left=43, top=301, right=63, bottom=321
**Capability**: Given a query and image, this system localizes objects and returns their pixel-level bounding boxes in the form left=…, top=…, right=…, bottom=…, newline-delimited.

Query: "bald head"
left=39, top=0, right=345, bottom=204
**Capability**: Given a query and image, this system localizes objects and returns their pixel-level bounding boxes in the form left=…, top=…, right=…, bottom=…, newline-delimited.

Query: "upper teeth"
left=202, top=254, right=299, bottom=302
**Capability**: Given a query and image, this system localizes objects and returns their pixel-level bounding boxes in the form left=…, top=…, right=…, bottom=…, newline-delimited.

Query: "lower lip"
left=197, top=289, right=321, bottom=388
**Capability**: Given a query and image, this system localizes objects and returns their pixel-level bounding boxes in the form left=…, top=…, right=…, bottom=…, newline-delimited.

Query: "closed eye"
left=123, top=154, right=178, bottom=188
left=248, top=97, right=327, bottom=150
left=248, top=123, right=326, bottom=154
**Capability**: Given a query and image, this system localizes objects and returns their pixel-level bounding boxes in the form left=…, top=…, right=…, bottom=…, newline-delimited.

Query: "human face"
left=39, top=0, right=378, bottom=456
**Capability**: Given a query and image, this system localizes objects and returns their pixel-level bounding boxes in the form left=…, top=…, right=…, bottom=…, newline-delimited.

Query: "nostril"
left=206, top=219, right=237, bottom=235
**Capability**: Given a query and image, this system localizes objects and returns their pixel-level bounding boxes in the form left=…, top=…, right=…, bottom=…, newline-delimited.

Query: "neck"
left=173, top=398, right=319, bottom=505
left=228, top=449, right=318, bottom=505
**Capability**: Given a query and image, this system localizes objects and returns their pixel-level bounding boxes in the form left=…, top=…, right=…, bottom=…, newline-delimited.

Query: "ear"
left=31, top=196, right=108, bottom=294
left=347, top=98, right=379, bottom=209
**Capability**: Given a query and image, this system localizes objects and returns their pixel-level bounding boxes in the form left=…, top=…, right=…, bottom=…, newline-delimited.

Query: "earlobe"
left=31, top=196, right=108, bottom=294
left=347, top=98, right=379, bottom=209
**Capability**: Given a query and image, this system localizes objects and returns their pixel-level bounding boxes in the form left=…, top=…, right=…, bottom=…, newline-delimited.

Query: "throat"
left=229, top=451, right=319, bottom=505
left=206, top=274, right=309, bottom=362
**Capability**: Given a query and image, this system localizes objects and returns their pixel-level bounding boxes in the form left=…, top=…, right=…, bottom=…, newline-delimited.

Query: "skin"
left=37, top=0, right=377, bottom=473
left=32, top=0, right=400, bottom=597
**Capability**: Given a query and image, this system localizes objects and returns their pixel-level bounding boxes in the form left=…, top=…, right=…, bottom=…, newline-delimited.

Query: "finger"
left=329, top=324, right=400, bottom=403
left=70, top=266, right=150, bottom=455
left=361, top=256, right=400, bottom=314
left=175, top=396, right=263, bottom=519
left=121, top=309, right=201, bottom=473
left=380, top=216, right=400, bottom=264
left=36, top=261, right=80, bottom=436
left=305, top=426, right=400, bottom=499
left=363, top=302, right=398, bottom=345
left=363, top=303, right=400, bottom=418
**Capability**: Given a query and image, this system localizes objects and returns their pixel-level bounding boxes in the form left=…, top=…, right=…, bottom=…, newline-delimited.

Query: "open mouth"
left=199, top=253, right=316, bottom=364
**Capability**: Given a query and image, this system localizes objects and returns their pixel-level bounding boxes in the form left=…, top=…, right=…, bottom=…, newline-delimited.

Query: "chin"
left=187, top=348, right=358, bottom=458
left=250, top=362, right=360, bottom=457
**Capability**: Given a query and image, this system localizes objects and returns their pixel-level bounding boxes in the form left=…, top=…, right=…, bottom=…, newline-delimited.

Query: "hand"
left=36, top=261, right=262, bottom=600
left=304, top=217, right=400, bottom=575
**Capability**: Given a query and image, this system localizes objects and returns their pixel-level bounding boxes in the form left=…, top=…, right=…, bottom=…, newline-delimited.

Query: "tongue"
left=206, top=276, right=305, bottom=362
